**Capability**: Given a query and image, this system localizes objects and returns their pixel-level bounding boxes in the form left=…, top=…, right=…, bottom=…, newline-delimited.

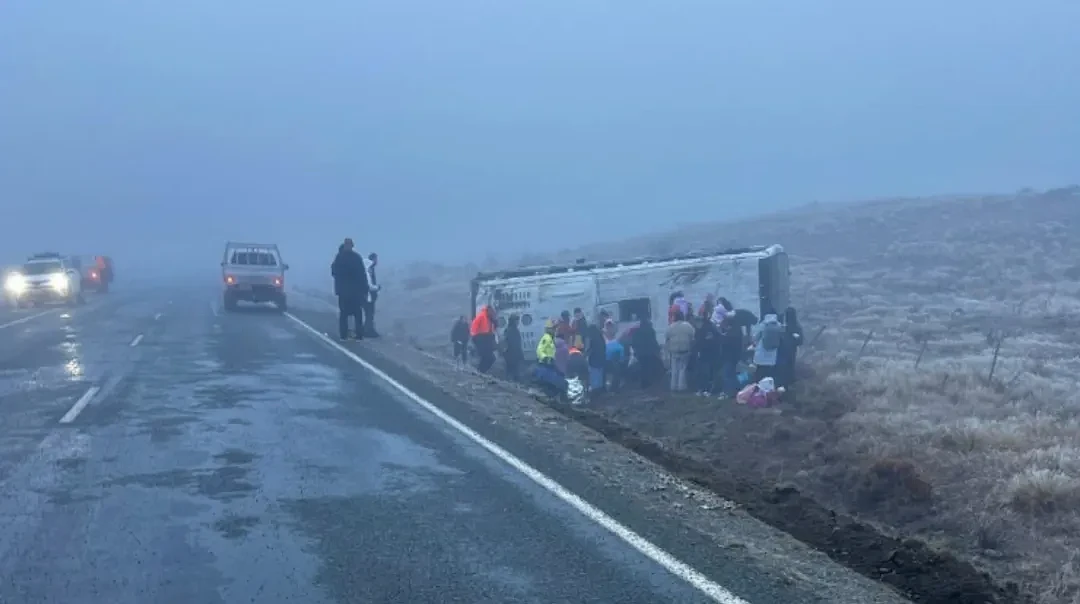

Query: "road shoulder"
left=284, top=305, right=912, bottom=604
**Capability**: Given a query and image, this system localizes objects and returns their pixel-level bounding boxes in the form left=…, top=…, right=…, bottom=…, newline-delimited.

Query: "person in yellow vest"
left=536, top=319, right=556, bottom=365
left=533, top=320, right=565, bottom=398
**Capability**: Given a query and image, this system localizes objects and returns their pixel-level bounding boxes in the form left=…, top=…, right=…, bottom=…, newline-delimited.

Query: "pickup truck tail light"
left=225, top=275, right=236, bottom=285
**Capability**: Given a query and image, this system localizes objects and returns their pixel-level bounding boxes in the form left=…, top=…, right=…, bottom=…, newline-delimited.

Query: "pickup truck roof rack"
left=224, top=242, right=280, bottom=250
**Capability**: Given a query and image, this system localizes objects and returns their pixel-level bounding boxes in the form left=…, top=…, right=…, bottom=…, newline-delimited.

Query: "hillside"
left=369, top=186, right=1080, bottom=602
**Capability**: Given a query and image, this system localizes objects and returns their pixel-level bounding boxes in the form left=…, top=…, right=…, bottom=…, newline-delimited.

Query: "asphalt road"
left=0, top=286, right=904, bottom=604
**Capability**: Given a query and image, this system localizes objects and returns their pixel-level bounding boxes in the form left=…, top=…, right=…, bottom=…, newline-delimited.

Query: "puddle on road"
left=266, top=363, right=340, bottom=394
left=362, top=428, right=463, bottom=478
left=106, top=460, right=258, bottom=502
left=264, top=326, right=297, bottom=341
left=268, top=423, right=467, bottom=499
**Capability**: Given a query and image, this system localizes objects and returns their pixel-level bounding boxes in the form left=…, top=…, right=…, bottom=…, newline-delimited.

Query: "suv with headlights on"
left=4, top=253, right=85, bottom=307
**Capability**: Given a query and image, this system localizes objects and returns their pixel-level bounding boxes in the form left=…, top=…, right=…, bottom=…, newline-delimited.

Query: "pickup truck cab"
left=220, top=242, right=288, bottom=312
left=4, top=253, right=85, bottom=307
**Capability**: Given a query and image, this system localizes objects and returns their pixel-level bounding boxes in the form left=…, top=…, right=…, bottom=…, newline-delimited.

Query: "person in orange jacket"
left=470, top=305, right=498, bottom=373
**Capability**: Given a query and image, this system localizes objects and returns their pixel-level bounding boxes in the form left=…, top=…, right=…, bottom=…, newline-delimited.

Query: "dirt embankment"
left=538, top=382, right=1026, bottom=604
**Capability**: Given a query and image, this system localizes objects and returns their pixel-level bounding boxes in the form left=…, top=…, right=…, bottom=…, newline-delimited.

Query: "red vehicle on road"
left=79, top=255, right=115, bottom=292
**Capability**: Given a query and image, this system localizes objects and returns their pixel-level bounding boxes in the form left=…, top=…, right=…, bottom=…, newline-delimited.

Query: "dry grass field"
left=359, top=185, right=1080, bottom=603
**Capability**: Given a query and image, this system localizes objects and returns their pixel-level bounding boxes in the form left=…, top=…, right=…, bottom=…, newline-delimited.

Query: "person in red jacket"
left=470, top=305, right=498, bottom=373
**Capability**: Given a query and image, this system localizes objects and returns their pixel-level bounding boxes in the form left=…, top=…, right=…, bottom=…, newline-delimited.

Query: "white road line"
left=0, top=309, right=58, bottom=330
left=154, top=313, right=162, bottom=320
left=129, top=334, right=144, bottom=347
left=284, top=312, right=748, bottom=604
left=59, top=386, right=100, bottom=424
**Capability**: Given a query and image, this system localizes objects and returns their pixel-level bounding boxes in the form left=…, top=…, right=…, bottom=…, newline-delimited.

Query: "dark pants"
left=533, top=363, right=567, bottom=398
left=605, top=360, right=625, bottom=391
left=775, top=350, right=796, bottom=387
left=695, top=355, right=717, bottom=392
left=505, top=357, right=522, bottom=381
left=473, top=334, right=496, bottom=373
left=638, top=354, right=662, bottom=388
left=453, top=341, right=468, bottom=363
left=337, top=295, right=365, bottom=339
left=721, top=360, right=739, bottom=396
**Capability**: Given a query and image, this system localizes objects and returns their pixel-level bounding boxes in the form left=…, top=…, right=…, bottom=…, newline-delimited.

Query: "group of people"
left=331, top=238, right=381, bottom=341
left=451, top=290, right=804, bottom=404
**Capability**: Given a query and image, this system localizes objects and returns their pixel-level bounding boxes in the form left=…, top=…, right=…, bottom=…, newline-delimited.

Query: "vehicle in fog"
left=471, top=245, right=790, bottom=361
left=4, top=252, right=85, bottom=307
left=220, top=242, right=288, bottom=312
left=74, top=255, right=115, bottom=293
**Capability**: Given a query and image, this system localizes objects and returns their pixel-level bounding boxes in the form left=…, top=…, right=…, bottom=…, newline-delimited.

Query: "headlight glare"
left=49, top=273, right=68, bottom=291
left=4, top=274, right=26, bottom=294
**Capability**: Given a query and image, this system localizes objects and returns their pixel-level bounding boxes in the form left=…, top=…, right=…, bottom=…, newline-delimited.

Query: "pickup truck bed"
left=221, top=242, right=289, bottom=311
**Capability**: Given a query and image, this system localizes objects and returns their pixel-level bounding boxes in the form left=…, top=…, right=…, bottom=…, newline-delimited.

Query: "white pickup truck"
left=220, top=242, right=289, bottom=312
left=4, top=253, right=85, bottom=308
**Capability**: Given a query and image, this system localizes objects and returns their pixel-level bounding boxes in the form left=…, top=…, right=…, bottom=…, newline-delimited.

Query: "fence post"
left=988, top=335, right=1004, bottom=382
left=915, top=340, right=928, bottom=369
left=857, top=330, right=875, bottom=359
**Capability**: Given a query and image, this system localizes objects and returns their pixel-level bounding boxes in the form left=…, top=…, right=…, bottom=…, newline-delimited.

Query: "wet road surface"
left=0, top=287, right=737, bottom=604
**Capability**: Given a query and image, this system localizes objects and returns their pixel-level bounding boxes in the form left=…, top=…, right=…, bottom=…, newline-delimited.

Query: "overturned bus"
left=470, top=245, right=790, bottom=361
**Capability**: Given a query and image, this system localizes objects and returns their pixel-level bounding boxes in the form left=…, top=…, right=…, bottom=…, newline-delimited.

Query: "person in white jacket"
left=751, top=311, right=783, bottom=382
left=363, top=252, right=381, bottom=337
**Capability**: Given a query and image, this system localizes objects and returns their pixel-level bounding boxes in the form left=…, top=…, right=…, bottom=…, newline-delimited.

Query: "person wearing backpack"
left=751, top=309, right=783, bottom=382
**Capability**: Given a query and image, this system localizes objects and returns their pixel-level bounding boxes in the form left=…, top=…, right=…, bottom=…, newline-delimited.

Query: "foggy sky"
left=2, top=1, right=1078, bottom=273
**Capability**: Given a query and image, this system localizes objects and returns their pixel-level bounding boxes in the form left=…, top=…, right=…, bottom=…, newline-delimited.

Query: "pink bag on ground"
left=736, top=384, right=756, bottom=404
left=747, top=389, right=769, bottom=408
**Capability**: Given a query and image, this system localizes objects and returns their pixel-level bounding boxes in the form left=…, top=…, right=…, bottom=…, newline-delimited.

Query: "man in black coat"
left=330, top=238, right=369, bottom=341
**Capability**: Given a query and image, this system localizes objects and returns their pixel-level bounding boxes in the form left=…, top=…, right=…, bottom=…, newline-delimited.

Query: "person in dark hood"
left=364, top=252, right=381, bottom=337
left=776, top=306, right=803, bottom=388
left=717, top=315, right=745, bottom=398
left=729, top=308, right=759, bottom=358
left=330, top=238, right=369, bottom=341
left=586, top=316, right=608, bottom=393
left=751, top=308, right=783, bottom=382
left=450, top=316, right=470, bottom=366
left=692, top=317, right=721, bottom=395
left=502, top=314, right=524, bottom=380
left=332, top=244, right=344, bottom=296
left=630, top=316, right=661, bottom=388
